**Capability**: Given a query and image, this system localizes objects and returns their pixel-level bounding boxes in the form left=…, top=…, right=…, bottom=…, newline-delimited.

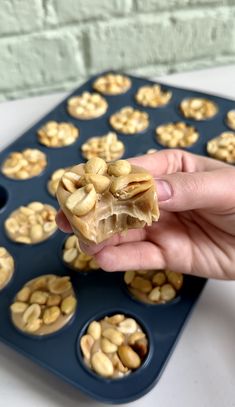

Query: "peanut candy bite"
left=207, top=132, right=235, bottom=164
left=37, top=121, right=79, bottom=148
left=67, top=92, right=108, bottom=120
left=47, top=168, right=68, bottom=197
left=110, top=106, right=149, bottom=134
left=10, top=274, right=77, bottom=336
left=225, top=110, right=235, bottom=130
left=180, top=98, right=218, bottom=120
left=135, top=85, right=172, bottom=108
left=57, top=157, right=159, bottom=245
left=2, top=148, right=47, bottom=180
left=80, top=314, right=148, bottom=378
left=156, top=122, right=199, bottom=148
left=63, top=234, right=99, bottom=271
left=93, top=73, right=131, bottom=95
left=0, top=247, right=14, bottom=290
left=124, top=269, right=184, bottom=304
left=81, top=132, right=125, bottom=161
left=4, top=202, right=57, bottom=244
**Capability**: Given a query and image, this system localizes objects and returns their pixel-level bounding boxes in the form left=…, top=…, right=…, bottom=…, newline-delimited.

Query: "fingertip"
left=56, top=210, right=73, bottom=233
left=94, top=247, right=119, bottom=272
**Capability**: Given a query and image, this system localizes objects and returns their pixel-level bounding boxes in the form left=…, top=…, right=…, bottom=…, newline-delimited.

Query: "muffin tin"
left=1, top=70, right=234, bottom=403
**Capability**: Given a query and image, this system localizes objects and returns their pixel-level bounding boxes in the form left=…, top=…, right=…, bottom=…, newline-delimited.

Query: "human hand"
left=56, top=150, right=235, bottom=280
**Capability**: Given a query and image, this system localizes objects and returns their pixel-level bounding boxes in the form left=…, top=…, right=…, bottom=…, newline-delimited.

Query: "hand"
left=56, top=150, right=235, bottom=280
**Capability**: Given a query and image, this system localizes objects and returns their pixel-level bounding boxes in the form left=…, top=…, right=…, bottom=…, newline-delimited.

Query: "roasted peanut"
left=91, top=351, right=114, bottom=378
left=43, top=306, right=61, bottom=325
left=61, top=295, right=77, bottom=315
left=84, top=157, right=107, bottom=175
left=88, top=321, right=101, bottom=340
left=65, top=184, right=96, bottom=216
left=107, top=160, right=131, bottom=177
left=118, top=345, right=141, bottom=369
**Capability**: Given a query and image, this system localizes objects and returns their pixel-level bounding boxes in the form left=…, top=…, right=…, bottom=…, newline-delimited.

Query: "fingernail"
left=156, top=180, right=173, bottom=201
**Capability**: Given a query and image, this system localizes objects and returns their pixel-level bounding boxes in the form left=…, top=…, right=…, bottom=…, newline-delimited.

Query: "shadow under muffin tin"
left=1, top=70, right=234, bottom=404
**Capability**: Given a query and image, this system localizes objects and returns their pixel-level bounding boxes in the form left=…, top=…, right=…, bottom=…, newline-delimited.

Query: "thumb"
left=155, top=168, right=235, bottom=212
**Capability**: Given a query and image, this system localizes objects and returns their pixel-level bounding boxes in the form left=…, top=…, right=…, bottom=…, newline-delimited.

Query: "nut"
left=23, top=304, right=41, bottom=324
left=124, top=270, right=136, bottom=285
left=79, top=174, right=110, bottom=193
left=48, top=168, right=67, bottom=197
left=43, top=306, right=61, bottom=325
left=128, top=332, right=146, bottom=345
left=47, top=294, right=61, bottom=306
left=167, top=271, right=183, bottom=290
left=87, top=321, right=101, bottom=340
left=102, top=328, right=124, bottom=346
left=118, top=345, right=141, bottom=369
left=152, top=271, right=166, bottom=286
left=107, top=160, right=131, bottom=177
left=16, top=286, right=31, bottom=302
left=61, top=295, right=77, bottom=315
left=131, top=276, right=152, bottom=293
left=65, top=184, right=96, bottom=216
left=48, top=276, right=72, bottom=294
left=105, top=314, right=125, bottom=325
left=110, top=173, right=152, bottom=199
left=10, top=302, right=28, bottom=314
left=84, top=157, right=107, bottom=175
left=160, top=284, right=176, bottom=302
left=148, top=287, right=161, bottom=302
left=80, top=334, right=94, bottom=360
left=91, top=351, right=114, bottom=378
left=30, top=290, right=48, bottom=305
left=101, top=338, right=118, bottom=353
left=118, top=318, right=137, bottom=334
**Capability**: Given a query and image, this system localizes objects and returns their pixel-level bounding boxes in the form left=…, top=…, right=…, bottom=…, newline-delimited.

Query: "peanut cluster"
left=135, top=85, right=172, bottom=107
left=37, top=121, right=79, bottom=147
left=207, top=132, right=235, bottom=164
left=80, top=314, right=148, bottom=378
left=57, top=157, right=159, bottom=244
left=124, top=269, right=184, bottom=304
left=2, top=148, right=47, bottom=180
left=93, top=73, right=131, bottom=95
left=156, top=122, right=199, bottom=148
left=10, top=275, right=77, bottom=335
left=180, top=98, right=218, bottom=120
left=63, top=235, right=99, bottom=271
left=81, top=132, right=125, bottom=161
left=110, top=106, right=149, bottom=134
left=4, top=202, right=57, bottom=244
left=67, top=92, right=108, bottom=119
left=226, top=110, right=235, bottom=130
left=0, top=247, right=14, bottom=290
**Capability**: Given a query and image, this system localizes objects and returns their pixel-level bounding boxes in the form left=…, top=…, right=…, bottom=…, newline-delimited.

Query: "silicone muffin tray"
left=1, top=71, right=234, bottom=404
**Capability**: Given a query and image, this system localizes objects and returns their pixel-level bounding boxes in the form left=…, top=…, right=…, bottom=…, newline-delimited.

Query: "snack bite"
left=57, top=157, right=159, bottom=245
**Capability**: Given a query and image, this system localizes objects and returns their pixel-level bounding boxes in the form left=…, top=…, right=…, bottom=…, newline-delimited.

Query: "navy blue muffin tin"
left=0, top=71, right=234, bottom=404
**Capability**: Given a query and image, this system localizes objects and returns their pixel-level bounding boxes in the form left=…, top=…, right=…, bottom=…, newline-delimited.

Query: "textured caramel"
left=57, top=158, right=159, bottom=245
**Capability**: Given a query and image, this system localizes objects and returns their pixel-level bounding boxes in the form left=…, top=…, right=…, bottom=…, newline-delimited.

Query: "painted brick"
left=0, top=0, right=43, bottom=35
left=134, top=0, right=226, bottom=12
left=0, top=31, right=85, bottom=92
left=86, top=8, right=234, bottom=74
left=51, top=0, right=133, bottom=25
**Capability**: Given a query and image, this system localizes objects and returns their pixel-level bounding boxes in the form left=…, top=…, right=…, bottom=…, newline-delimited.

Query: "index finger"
left=129, top=149, right=230, bottom=176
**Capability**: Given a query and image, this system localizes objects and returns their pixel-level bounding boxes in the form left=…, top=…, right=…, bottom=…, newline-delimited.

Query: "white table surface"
left=0, top=65, right=235, bottom=407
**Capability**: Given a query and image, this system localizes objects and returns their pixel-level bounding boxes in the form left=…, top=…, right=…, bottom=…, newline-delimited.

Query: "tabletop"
left=0, top=65, right=235, bottom=407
